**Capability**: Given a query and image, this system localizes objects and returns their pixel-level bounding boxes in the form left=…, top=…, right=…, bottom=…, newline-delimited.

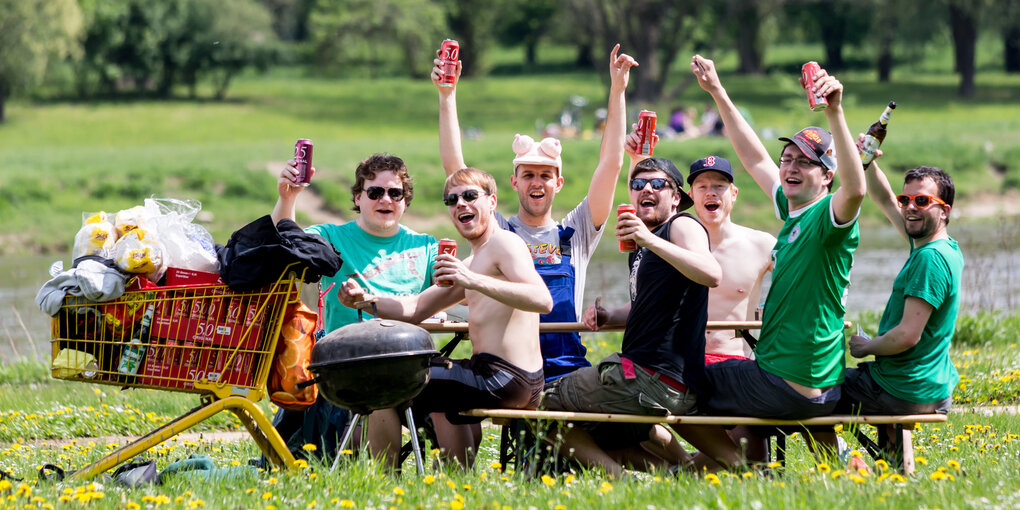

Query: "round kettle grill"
left=301, top=300, right=439, bottom=474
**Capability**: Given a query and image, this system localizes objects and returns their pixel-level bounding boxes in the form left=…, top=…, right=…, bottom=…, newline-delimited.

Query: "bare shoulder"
left=733, top=223, right=776, bottom=252
left=491, top=228, right=531, bottom=256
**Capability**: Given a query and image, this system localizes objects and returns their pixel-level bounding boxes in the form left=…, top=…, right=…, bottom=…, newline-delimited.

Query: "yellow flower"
left=930, top=471, right=949, bottom=481
left=816, top=463, right=831, bottom=473
left=341, top=449, right=354, bottom=455
left=446, top=480, right=456, bottom=490
left=542, top=475, right=556, bottom=487
left=307, top=500, right=317, bottom=508
left=915, top=456, right=927, bottom=465
left=340, top=500, right=354, bottom=508
left=393, top=488, right=405, bottom=496
left=555, top=506, right=566, bottom=510
left=267, top=477, right=277, bottom=485
left=889, top=474, right=907, bottom=483
left=767, top=461, right=782, bottom=469
left=126, top=503, right=140, bottom=510
left=947, top=460, right=961, bottom=472
left=451, top=500, right=464, bottom=510
left=266, top=505, right=276, bottom=510
left=742, top=472, right=754, bottom=479
left=246, top=489, right=256, bottom=494
left=423, top=475, right=435, bottom=485
left=0, top=480, right=11, bottom=492
left=599, top=481, right=613, bottom=494
left=302, top=443, right=317, bottom=452
left=294, top=459, right=308, bottom=469
left=849, top=474, right=866, bottom=484
left=490, top=462, right=502, bottom=470
left=262, top=491, right=273, bottom=500
left=874, top=459, right=889, bottom=472
left=705, top=473, right=721, bottom=485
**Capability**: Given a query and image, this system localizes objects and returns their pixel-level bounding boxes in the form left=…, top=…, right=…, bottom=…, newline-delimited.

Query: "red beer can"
left=437, top=238, right=457, bottom=287
left=439, top=39, right=460, bottom=87
left=637, top=110, right=657, bottom=156
left=294, top=139, right=314, bottom=185
left=617, top=204, right=637, bottom=251
left=801, top=61, right=828, bottom=111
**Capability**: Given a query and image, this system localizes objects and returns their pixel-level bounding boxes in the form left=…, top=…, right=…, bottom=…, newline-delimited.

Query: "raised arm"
left=433, top=51, right=466, bottom=175
left=587, top=44, right=639, bottom=229
left=271, top=160, right=311, bottom=224
left=815, top=70, right=866, bottom=224
left=691, top=55, right=778, bottom=196
left=859, top=142, right=908, bottom=241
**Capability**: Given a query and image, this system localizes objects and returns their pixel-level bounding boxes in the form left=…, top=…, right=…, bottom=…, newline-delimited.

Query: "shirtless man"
left=338, top=167, right=552, bottom=467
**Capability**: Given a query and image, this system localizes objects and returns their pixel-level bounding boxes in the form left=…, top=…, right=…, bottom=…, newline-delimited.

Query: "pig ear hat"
left=512, top=134, right=562, bottom=172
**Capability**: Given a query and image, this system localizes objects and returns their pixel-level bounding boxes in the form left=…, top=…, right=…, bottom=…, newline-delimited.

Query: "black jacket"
left=218, top=215, right=342, bottom=291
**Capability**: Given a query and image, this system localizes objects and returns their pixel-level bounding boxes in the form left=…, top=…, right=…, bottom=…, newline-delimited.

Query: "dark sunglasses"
left=630, top=178, right=672, bottom=191
left=443, top=189, right=484, bottom=206
left=365, top=186, right=405, bottom=201
left=896, top=194, right=947, bottom=209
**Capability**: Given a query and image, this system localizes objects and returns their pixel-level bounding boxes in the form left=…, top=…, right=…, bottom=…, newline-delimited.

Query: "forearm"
left=603, top=304, right=630, bottom=328
left=867, top=161, right=908, bottom=240
left=461, top=273, right=553, bottom=313
left=587, top=83, right=628, bottom=227
left=271, top=196, right=297, bottom=225
left=826, top=105, right=867, bottom=200
left=859, top=326, right=919, bottom=357
left=438, top=92, right=466, bottom=175
left=708, top=87, right=776, bottom=193
left=645, top=236, right=721, bottom=288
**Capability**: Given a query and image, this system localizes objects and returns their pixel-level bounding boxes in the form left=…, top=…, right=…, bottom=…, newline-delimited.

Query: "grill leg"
left=331, top=413, right=362, bottom=473
left=404, top=408, right=426, bottom=475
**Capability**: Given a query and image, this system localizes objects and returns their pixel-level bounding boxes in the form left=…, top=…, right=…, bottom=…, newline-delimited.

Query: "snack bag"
left=269, top=302, right=318, bottom=411
left=72, top=211, right=117, bottom=259
left=114, top=206, right=152, bottom=237
left=112, top=228, right=164, bottom=277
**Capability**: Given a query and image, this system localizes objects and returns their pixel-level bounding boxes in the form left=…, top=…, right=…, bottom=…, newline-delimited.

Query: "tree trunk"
left=525, top=41, right=537, bottom=65
left=1005, top=25, right=1020, bottom=72
left=877, top=37, right=893, bottom=82
left=948, top=1, right=978, bottom=98
left=0, top=93, right=6, bottom=124
left=574, top=42, right=594, bottom=69
left=735, top=2, right=762, bottom=75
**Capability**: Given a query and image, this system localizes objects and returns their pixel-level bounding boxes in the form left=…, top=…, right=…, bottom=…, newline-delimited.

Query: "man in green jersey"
left=841, top=159, right=961, bottom=416
left=270, top=153, right=439, bottom=466
left=687, top=55, right=866, bottom=467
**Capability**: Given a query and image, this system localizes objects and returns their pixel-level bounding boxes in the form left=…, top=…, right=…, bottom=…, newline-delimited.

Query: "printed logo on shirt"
left=629, top=249, right=644, bottom=301
left=787, top=224, right=801, bottom=244
left=346, top=248, right=427, bottom=282
left=527, top=242, right=562, bottom=266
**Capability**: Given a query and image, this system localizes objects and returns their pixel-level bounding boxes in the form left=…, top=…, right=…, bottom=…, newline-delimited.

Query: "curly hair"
left=350, top=153, right=414, bottom=213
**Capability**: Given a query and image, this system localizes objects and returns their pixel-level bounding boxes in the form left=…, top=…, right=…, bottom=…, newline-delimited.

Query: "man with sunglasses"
left=542, top=157, right=722, bottom=478
left=432, top=44, right=637, bottom=382
left=838, top=153, right=961, bottom=418
left=339, top=167, right=552, bottom=468
left=270, top=153, right=439, bottom=465
left=686, top=55, right=866, bottom=467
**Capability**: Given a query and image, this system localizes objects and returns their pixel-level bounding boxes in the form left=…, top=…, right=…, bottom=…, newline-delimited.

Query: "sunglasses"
left=630, top=178, right=673, bottom=191
left=896, top=194, right=947, bottom=209
left=365, top=186, right=405, bottom=201
left=443, top=189, right=485, bottom=206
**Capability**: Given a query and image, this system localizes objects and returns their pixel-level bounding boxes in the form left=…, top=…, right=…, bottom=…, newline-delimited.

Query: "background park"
left=1, top=0, right=1019, bottom=508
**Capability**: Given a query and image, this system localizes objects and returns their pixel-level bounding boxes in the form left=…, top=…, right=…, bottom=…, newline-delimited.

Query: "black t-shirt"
left=621, top=212, right=709, bottom=393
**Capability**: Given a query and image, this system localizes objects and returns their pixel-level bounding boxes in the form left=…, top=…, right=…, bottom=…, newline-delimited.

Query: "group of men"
left=269, top=46, right=963, bottom=476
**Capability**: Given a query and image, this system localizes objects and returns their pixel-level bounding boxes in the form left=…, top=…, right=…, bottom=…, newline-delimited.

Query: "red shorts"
left=705, top=353, right=751, bottom=365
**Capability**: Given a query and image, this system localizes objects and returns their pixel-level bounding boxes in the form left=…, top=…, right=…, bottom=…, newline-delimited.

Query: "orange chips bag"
left=269, top=302, right=318, bottom=411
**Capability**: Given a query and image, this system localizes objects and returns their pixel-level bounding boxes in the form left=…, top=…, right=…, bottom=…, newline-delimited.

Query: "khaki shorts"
left=542, top=353, right=697, bottom=449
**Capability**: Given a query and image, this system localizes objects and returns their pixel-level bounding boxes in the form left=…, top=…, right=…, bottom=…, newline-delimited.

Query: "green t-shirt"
left=306, top=222, right=438, bottom=334
left=870, top=237, right=963, bottom=403
left=756, top=184, right=859, bottom=388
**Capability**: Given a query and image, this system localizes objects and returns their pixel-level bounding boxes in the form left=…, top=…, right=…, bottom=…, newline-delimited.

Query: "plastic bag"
left=112, top=228, right=165, bottom=280
left=145, top=198, right=218, bottom=273
left=72, top=211, right=117, bottom=259
left=269, top=302, right=318, bottom=411
left=114, top=206, right=152, bottom=237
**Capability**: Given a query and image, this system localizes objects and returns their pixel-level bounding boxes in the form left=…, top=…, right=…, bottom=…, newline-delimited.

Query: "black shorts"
left=836, top=362, right=952, bottom=415
left=411, top=353, right=544, bottom=423
left=701, top=359, right=840, bottom=420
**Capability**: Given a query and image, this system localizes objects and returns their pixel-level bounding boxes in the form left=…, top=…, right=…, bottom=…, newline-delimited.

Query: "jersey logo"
left=346, top=249, right=425, bottom=282
left=787, top=224, right=801, bottom=243
left=704, top=156, right=716, bottom=166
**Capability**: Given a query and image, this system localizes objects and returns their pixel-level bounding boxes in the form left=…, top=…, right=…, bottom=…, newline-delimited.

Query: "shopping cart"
left=50, top=266, right=306, bottom=480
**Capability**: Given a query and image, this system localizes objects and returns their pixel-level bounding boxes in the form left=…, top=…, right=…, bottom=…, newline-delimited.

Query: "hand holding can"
left=294, top=139, right=314, bottom=185
left=617, top=204, right=637, bottom=251
left=438, top=39, right=460, bottom=87
left=437, top=238, right=457, bottom=286
left=801, top=62, right=828, bottom=111
left=636, top=110, right=657, bottom=155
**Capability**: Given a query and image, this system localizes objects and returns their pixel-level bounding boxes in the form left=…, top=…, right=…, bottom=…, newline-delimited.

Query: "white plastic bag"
left=145, top=198, right=218, bottom=273
left=112, top=228, right=165, bottom=280
left=114, top=205, right=152, bottom=237
left=72, top=211, right=118, bottom=259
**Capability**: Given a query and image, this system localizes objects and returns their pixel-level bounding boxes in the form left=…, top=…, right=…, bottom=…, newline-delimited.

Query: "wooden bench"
left=459, top=408, right=947, bottom=475
left=419, top=320, right=945, bottom=475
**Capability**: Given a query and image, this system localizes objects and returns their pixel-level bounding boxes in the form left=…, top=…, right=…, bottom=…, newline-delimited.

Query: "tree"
left=311, top=0, right=447, bottom=78
left=494, top=0, right=559, bottom=65
left=786, top=0, right=871, bottom=71
left=997, top=0, right=1020, bottom=72
left=861, top=0, right=940, bottom=82
left=947, top=0, right=985, bottom=98
left=0, top=0, right=83, bottom=122
left=441, top=0, right=497, bottom=77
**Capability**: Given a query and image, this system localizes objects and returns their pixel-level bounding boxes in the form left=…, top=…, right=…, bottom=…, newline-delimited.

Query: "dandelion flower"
left=423, top=475, right=435, bottom=485
left=393, top=488, right=405, bottom=496
left=542, top=475, right=556, bottom=487
left=947, top=460, right=961, bottom=472
left=705, top=473, right=721, bottom=485
left=340, top=500, right=354, bottom=508
left=302, top=443, right=317, bottom=452
left=451, top=500, right=464, bottom=510
left=816, top=463, right=831, bottom=473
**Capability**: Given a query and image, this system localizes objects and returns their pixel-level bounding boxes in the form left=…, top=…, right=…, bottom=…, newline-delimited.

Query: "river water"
left=2, top=222, right=1017, bottom=363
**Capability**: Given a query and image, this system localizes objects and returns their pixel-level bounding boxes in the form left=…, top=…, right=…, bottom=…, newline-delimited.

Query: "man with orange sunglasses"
left=839, top=152, right=963, bottom=417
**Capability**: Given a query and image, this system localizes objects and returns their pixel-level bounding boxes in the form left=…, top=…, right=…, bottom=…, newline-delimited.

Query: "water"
left=3, top=223, right=1018, bottom=363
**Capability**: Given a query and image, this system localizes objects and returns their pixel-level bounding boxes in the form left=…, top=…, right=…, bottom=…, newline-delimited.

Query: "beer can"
left=294, top=139, right=314, bottom=186
left=439, top=39, right=460, bottom=87
left=801, top=61, right=828, bottom=111
left=437, top=238, right=457, bottom=287
left=636, top=110, right=657, bottom=156
left=617, top=204, right=637, bottom=251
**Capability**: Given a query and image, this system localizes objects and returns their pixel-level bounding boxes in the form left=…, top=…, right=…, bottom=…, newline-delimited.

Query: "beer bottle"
left=860, top=101, right=896, bottom=169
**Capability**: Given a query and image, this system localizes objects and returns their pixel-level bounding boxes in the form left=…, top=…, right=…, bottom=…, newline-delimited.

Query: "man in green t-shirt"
left=684, top=55, right=866, bottom=468
left=270, top=153, right=438, bottom=467
left=841, top=162, right=962, bottom=415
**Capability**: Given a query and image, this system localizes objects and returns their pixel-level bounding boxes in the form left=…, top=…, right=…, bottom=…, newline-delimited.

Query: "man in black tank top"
left=542, top=157, right=722, bottom=478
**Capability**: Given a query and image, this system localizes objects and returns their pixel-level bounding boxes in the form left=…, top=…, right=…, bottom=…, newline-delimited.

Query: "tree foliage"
left=0, top=0, right=84, bottom=122
left=310, top=0, right=447, bottom=79
left=493, top=0, right=559, bottom=65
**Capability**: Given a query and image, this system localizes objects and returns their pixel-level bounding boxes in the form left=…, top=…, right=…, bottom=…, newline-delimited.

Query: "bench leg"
left=897, top=425, right=915, bottom=476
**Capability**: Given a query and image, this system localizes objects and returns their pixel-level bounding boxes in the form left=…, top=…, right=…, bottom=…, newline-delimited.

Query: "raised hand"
left=690, top=54, right=722, bottom=94
left=278, top=160, right=313, bottom=201
left=801, top=67, right=844, bottom=110
left=609, top=43, right=639, bottom=91
left=431, top=48, right=462, bottom=94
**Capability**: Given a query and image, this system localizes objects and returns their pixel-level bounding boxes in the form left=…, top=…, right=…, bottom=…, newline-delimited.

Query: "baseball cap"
left=511, top=134, right=562, bottom=171
left=687, top=155, right=734, bottom=185
left=629, top=157, right=694, bottom=212
left=778, top=127, right=837, bottom=171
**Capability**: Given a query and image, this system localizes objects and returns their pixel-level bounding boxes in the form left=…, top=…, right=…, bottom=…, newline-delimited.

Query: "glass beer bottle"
left=860, top=101, right=896, bottom=169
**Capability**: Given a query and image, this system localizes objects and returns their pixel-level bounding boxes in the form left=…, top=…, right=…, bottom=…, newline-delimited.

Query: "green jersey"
left=756, top=185, right=859, bottom=388
left=871, top=237, right=963, bottom=403
left=306, top=222, right=438, bottom=334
